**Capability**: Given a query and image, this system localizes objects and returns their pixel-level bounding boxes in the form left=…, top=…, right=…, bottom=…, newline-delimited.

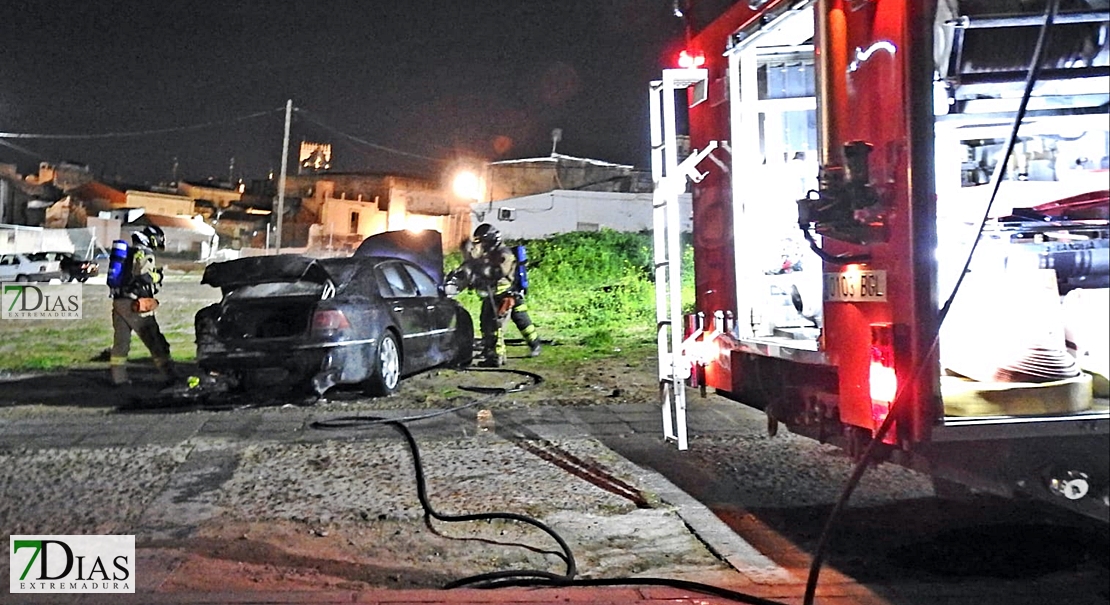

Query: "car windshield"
left=318, top=258, right=370, bottom=294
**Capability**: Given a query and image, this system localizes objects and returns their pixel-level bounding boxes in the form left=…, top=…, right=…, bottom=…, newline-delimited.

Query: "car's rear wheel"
left=363, top=332, right=400, bottom=396
left=15, top=274, right=29, bottom=282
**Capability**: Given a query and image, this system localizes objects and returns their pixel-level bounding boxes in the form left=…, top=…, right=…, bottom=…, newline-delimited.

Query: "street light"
left=451, top=169, right=484, bottom=202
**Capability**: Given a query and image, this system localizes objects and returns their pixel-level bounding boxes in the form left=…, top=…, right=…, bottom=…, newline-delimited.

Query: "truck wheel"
left=363, top=332, right=400, bottom=396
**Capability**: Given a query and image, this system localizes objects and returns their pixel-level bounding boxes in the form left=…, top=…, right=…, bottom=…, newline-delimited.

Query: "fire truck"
left=650, top=0, right=1109, bottom=522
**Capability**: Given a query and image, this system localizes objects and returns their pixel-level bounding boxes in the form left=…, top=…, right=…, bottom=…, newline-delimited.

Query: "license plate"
left=824, top=270, right=887, bottom=302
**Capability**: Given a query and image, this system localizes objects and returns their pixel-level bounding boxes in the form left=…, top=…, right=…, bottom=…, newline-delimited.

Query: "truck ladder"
left=649, top=68, right=716, bottom=451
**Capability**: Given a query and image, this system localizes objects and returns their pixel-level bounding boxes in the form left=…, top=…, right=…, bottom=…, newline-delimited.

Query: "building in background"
left=472, top=190, right=691, bottom=240
left=8, top=149, right=663, bottom=259
left=463, top=153, right=679, bottom=240
left=485, top=153, right=651, bottom=202
left=299, top=141, right=332, bottom=174
left=308, top=174, right=470, bottom=251
left=130, top=214, right=218, bottom=259
left=0, top=163, right=64, bottom=226
left=121, top=189, right=195, bottom=217
left=178, top=180, right=243, bottom=219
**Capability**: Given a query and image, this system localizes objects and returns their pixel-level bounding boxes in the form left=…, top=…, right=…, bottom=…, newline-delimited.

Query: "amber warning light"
left=677, top=50, right=705, bottom=69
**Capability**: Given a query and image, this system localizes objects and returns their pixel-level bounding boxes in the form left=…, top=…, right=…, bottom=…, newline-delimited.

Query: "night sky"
left=0, top=1, right=687, bottom=186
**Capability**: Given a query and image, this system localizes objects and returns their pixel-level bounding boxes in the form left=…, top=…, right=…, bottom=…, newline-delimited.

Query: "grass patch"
left=451, top=229, right=693, bottom=355
left=0, top=284, right=219, bottom=371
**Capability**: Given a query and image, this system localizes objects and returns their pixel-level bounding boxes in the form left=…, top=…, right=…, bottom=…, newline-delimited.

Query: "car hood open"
left=354, top=229, right=445, bottom=284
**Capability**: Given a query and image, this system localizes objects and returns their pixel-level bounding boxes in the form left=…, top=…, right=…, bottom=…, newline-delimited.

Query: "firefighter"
left=109, top=225, right=175, bottom=386
left=446, top=224, right=541, bottom=367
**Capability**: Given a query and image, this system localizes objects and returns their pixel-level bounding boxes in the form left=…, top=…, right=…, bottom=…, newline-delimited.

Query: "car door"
left=0, top=255, right=16, bottom=281
left=400, top=261, right=457, bottom=367
left=374, top=260, right=432, bottom=371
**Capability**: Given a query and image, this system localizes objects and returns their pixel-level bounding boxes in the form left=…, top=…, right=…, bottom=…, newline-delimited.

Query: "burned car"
left=195, top=230, right=473, bottom=396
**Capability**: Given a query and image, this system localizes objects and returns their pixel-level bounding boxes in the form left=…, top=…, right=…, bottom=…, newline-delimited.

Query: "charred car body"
left=195, top=230, right=473, bottom=396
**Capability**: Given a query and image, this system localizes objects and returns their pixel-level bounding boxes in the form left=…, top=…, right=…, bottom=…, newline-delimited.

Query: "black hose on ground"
left=310, top=368, right=578, bottom=587
left=472, top=577, right=787, bottom=605
left=309, top=367, right=792, bottom=605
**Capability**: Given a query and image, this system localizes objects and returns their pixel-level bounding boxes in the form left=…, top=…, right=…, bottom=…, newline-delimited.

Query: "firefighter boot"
left=478, top=342, right=505, bottom=367
left=479, top=343, right=502, bottom=368
left=110, top=356, right=130, bottom=386
left=154, top=357, right=178, bottom=386
left=521, top=322, right=541, bottom=357
left=479, top=330, right=506, bottom=367
left=479, top=354, right=505, bottom=368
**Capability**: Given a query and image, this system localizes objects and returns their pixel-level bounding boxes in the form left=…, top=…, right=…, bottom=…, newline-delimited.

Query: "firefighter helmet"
left=142, top=225, right=166, bottom=250
left=131, top=230, right=152, bottom=248
left=472, top=223, right=501, bottom=249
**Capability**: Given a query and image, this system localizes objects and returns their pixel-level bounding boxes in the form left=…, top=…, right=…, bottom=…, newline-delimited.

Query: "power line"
left=0, top=138, right=43, bottom=160
left=0, top=105, right=446, bottom=173
left=0, top=108, right=283, bottom=140
left=294, top=108, right=444, bottom=163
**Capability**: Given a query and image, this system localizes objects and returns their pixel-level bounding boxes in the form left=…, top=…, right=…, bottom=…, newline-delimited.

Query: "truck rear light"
left=869, top=322, right=897, bottom=441
left=686, top=338, right=718, bottom=366
left=677, top=49, right=705, bottom=69
left=683, top=312, right=725, bottom=365
left=312, top=309, right=350, bottom=334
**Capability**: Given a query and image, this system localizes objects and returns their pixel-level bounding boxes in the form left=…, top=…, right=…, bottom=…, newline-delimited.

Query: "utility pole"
left=275, top=99, right=292, bottom=254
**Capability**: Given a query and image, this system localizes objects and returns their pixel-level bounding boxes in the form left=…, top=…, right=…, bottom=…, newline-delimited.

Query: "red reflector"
left=312, top=309, right=350, bottom=333
left=869, top=322, right=897, bottom=442
left=678, top=50, right=705, bottom=69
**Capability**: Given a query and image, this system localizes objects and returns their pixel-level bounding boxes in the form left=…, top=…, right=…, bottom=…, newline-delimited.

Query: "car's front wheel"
left=15, top=274, right=29, bottom=282
left=363, top=332, right=400, bottom=396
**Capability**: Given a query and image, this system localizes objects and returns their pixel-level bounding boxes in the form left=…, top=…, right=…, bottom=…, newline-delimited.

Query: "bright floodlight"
left=452, top=170, right=483, bottom=200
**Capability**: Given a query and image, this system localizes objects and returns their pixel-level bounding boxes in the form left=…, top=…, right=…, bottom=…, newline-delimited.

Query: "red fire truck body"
left=651, top=0, right=1109, bottom=521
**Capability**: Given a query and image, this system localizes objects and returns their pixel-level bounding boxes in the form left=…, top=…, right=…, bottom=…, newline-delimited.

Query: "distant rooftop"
left=490, top=153, right=633, bottom=170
